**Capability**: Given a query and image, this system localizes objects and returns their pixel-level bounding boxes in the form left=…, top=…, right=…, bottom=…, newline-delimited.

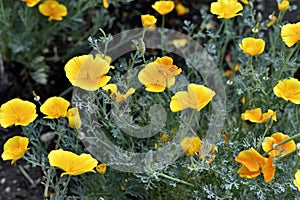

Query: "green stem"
left=277, top=42, right=300, bottom=81
left=18, top=165, right=37, bottom=187
left=256, top=126, right=269, bottom=151
left=156, top=172, right=194, bottom=187
left=292, top=155, right=300, bottom=174
left=275, top=133, right=300, bottom=148
left=23, top=156, right=44, bottom=167
left=59, top=175, right=71, bottom=200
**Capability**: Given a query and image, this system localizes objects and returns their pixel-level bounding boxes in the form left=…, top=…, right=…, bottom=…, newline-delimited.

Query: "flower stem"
left=156, top=172, right=194, bottom=187
left=18, top=165, right=37, bottom=187
left=256, top=125, right=269, bottom=151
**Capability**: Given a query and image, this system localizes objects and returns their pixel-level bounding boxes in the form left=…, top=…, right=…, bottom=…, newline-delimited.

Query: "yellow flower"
left=262, top=132, right=296, bottom=157
left=170, top=83, right=215, bottom=112
left=38, top=0, right=67, bottom=21
left=273, top=78, right=300, bottom=104
left=40, top=97, right=70, bottom=119
left=235, top=148, right=275, bottom=182
left=22, top=0, right=41, bottom=7
left=239, top=0, right=248, bottom=4
left=65, top=54, right=113, bottom=91
left=239, top=37, right=265, bottom=56
left=102, top=84, right=135, bottom=103
left=141, top=14, right=157, bottom=28
left=96, top=163, right=107, bottom=174
left=160, top=133, right=169, bottom=143
left=48, top=149, right=98, bottom=177
left=152, top=1, right=175, bottom=15
left=67, top=108, right=81, bottom=129
left=175, top=2, right=189, bottom=16
left=210, top=0, right=243, bottom=19
left=241, top=108, right=277, bottom=123
left=278, top=0, right=289, bottom=11
left=281, top=22, right=300, bottom=47
left=0, top=98, right=38, bottom=128
left=267, top=15, right=277, bottom=28
left=103, top=0, right=109, bottom=8
left=1, top=136, right=30, bottom=164
left=180, top=136, right=202, bottom=156
left=138, top=56, right=182, bottom=92
left=294, top=170, right=300, bottom=191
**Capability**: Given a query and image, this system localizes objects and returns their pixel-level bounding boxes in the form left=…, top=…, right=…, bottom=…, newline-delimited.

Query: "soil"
left=0, top=1, right=300, bottom=200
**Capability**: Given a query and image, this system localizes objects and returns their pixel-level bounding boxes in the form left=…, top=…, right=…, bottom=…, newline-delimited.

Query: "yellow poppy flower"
left=210, top=0, right=243, bottom=19
left=138, top=56, right=181, bottom=92
left=172, top=38, right=188, bottom=49
left=235, top=148, right=275, bottom=182
left=180, top=136, right=202, bottom=156
left=103, top=0, right=109, bottom=8
left=241, top=108, right=277, bottom=123
left=262, top=132, right=296, bottom=157
left=96, top=163, right=107, bottom=174
left=278, top=0, right=289, bottom=11
left=40, top=97, right=70, bottom=119
left=102, top=84, right=135, bottom=103
left=294, top=170, right=300, bottom=191
left=0, top=98, right=38, bottom=128
left=22, top=0, right=41, bottom=7
left=170, top=83, right=216, bottom=112
left=48, top=149, right=98, bottom=177
left=67, top=108, right=81, bottom=129
left=65, top=54, right=113, bottom=91
left=273, top=78, right=300, bottom=104
left=1, top=136, right=30, bottom=164
left=239, top=37, right=265, bottom=56
left=175, top=2, right=189, bottom=16
left=152, top=1, right=175, bottom=15
left=38, top=0, right=67, bottom=21
left=141, top=14, right=157, bottom=28
left=281, top=22, right=300, bottom=47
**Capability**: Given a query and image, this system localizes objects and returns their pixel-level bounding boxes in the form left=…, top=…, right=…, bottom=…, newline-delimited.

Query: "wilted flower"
left=48, top=149, right=98, bottom=177
left=235, top=148, right=275, bottom=182
left=1, top=136, right=30, bottom=164
left=65, top=54, right=113, bottom=91
left=278, top=0, right=289, bottom=11
left=38, top=0, right=67, bottom=21
left=239, top=37, right=265, bottom=56
left=267, top=15, right=277, bottom=27
left=96, top=163, right=107, bottom=174
left=40, top=97, right=70, bottom=119
left=273, top=78, right=300, bottom=104
left=67, top=108, right=81, bottom=129
left=160, top=133, right=169, bottom=143
left=241, top=108, right=277, bottom=123
left=170, top=83, right=215, bottom=112
left=102, top=84, right=135, bottom=102
left=152, top=1, right=175, bottom=15
left=210, top=0, right=243, bottom=19
left=281, top=22, right=300, bottom=47
left=141, top=14, right=157, bottom=28
left=262, top=132, right=296, bottom=157
left=22, top=0, right=41, bottom=7
left=0, top=98, right=38, bottom=128
left=138, top=56, right=182, bottom=92
left=294, top=170, right=300, bottom=191
left=180, top=136, right=202, bottom=156
left=175, top=2, right=189, bottom=16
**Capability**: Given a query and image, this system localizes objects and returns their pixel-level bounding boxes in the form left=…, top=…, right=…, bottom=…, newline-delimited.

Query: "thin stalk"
left=256, top=126, right=269, bottom=151
left=156, top=172, right=194, bottom=187
left=18, top=165, right=37, bottom=187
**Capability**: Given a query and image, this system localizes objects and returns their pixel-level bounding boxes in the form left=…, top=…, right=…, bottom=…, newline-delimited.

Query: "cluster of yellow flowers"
left=0, top=97, right=106, bottom=175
